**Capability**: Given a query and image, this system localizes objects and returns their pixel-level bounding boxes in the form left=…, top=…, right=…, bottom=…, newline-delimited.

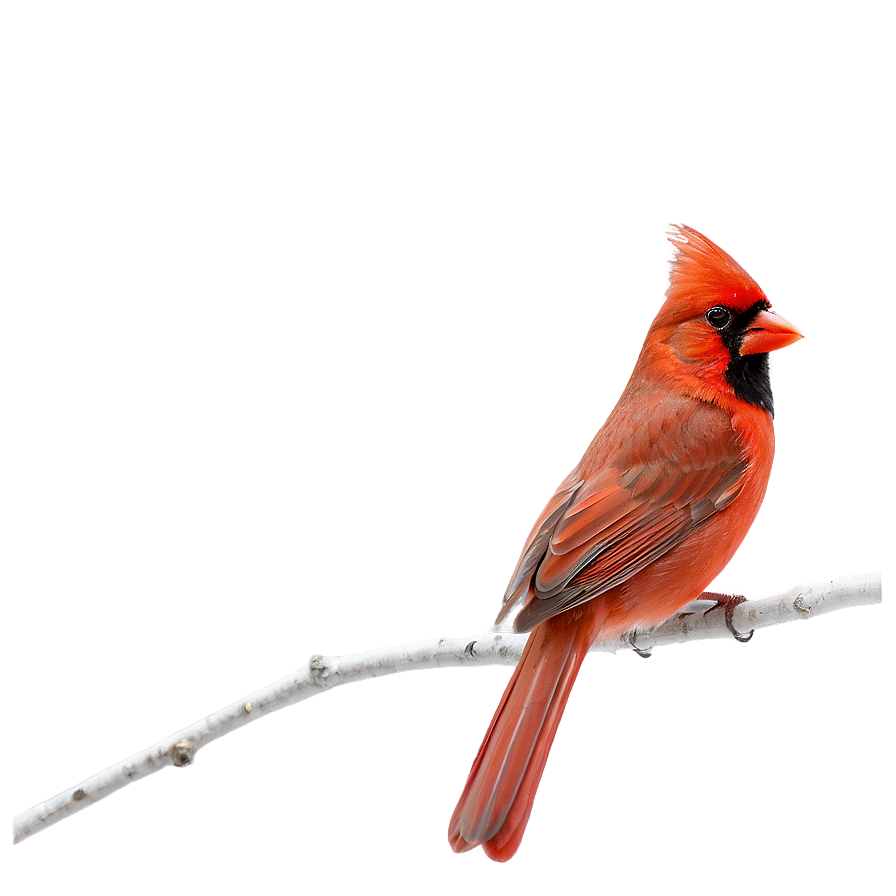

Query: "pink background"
left=0, top=0, right=896, bottom=894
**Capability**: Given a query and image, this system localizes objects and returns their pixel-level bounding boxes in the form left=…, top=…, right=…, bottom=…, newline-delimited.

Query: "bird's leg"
left=700, top=591, right=754, bottom=642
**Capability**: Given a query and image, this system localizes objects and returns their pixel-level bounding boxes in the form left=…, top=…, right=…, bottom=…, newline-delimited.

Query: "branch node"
left=793, top=594, right=812, bottom=617
left=171, top=739, right=195, bottom=767
left=464, top=640, right=477, bottom=657
left=72, top=788, right=87, bottom=802
left=492, top=634, right=516, bottom=661
left=308, top=654, right=332, bottom=682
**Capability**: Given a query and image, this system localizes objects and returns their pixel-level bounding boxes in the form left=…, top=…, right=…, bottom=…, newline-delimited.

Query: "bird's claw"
left=702, top=592, right=754, bottom=642
left=626, top=631, right=653, bottom=658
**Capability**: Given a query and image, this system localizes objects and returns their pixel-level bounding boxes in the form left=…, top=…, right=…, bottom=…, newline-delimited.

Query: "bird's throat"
left=725, top=352, right=774, bottom=417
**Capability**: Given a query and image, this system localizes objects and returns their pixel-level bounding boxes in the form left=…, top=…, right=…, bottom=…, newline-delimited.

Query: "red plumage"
left=448, top=225, right=802, bottom=861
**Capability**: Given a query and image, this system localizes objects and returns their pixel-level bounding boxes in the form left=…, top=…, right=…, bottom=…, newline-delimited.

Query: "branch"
left=13, top=571, right=881, bottom=844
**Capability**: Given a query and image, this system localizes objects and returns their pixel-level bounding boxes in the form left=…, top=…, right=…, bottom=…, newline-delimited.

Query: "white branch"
left=13, top=571, right=881, bottom=844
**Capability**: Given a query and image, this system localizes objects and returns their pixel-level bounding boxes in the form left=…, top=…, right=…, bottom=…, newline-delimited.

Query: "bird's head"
left=642, top=224, right=803, bottom=416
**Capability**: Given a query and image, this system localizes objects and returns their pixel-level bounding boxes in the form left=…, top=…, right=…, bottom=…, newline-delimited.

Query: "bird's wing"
left=494, top=469, right=585, bottom=609
left=497, top=397, right=747, bottom=631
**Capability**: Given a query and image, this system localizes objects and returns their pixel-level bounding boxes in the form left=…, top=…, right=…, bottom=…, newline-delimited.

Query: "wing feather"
left=496, top=398, right=747, bottom=631
left=501, top=474, right=582, bottom=609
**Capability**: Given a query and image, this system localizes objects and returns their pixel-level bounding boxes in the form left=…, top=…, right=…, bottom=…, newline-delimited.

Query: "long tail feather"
left=448, top=604, right=603, bottom=861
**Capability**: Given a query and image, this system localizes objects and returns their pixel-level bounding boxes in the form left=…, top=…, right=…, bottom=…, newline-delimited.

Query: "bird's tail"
left=448, top=605, right=601, bottom=861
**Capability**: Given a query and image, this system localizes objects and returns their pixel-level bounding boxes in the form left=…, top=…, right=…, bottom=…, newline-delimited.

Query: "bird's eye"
left=705, top=306, right=732, bottom=329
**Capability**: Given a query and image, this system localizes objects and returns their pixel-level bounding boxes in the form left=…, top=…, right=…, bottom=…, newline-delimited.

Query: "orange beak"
left=739, top=309, right=803, bottom=355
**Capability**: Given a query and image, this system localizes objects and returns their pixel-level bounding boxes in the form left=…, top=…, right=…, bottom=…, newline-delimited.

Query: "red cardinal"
left=448, top=225, right=802, bottom=861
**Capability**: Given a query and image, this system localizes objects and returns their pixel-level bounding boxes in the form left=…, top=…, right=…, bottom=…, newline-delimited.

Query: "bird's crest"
left=666, top=224, right=766, bottom=313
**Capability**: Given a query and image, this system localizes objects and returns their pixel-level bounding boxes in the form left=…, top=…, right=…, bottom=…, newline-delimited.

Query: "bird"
left=448, top=224, right=802, bottom=861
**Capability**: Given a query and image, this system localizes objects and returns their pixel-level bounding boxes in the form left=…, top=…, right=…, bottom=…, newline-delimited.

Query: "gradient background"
left=4, top=3, right=891, bottom=893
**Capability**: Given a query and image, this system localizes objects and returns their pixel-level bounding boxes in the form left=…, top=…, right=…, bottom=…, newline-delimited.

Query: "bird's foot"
left=701, top=592, right=753, bottom=642
left=625, top=631, right=653, bottom=658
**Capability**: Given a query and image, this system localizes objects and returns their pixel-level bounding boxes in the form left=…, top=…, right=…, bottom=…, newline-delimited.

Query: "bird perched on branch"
left=448, top=225, right=802, bottom=861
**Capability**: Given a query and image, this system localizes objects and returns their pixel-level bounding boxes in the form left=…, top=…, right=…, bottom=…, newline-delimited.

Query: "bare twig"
left=12, top=571, right=881, bottom=844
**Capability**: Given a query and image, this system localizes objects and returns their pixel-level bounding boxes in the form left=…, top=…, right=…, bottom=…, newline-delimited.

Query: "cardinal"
left=448, top=225, right=802, bottom=861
